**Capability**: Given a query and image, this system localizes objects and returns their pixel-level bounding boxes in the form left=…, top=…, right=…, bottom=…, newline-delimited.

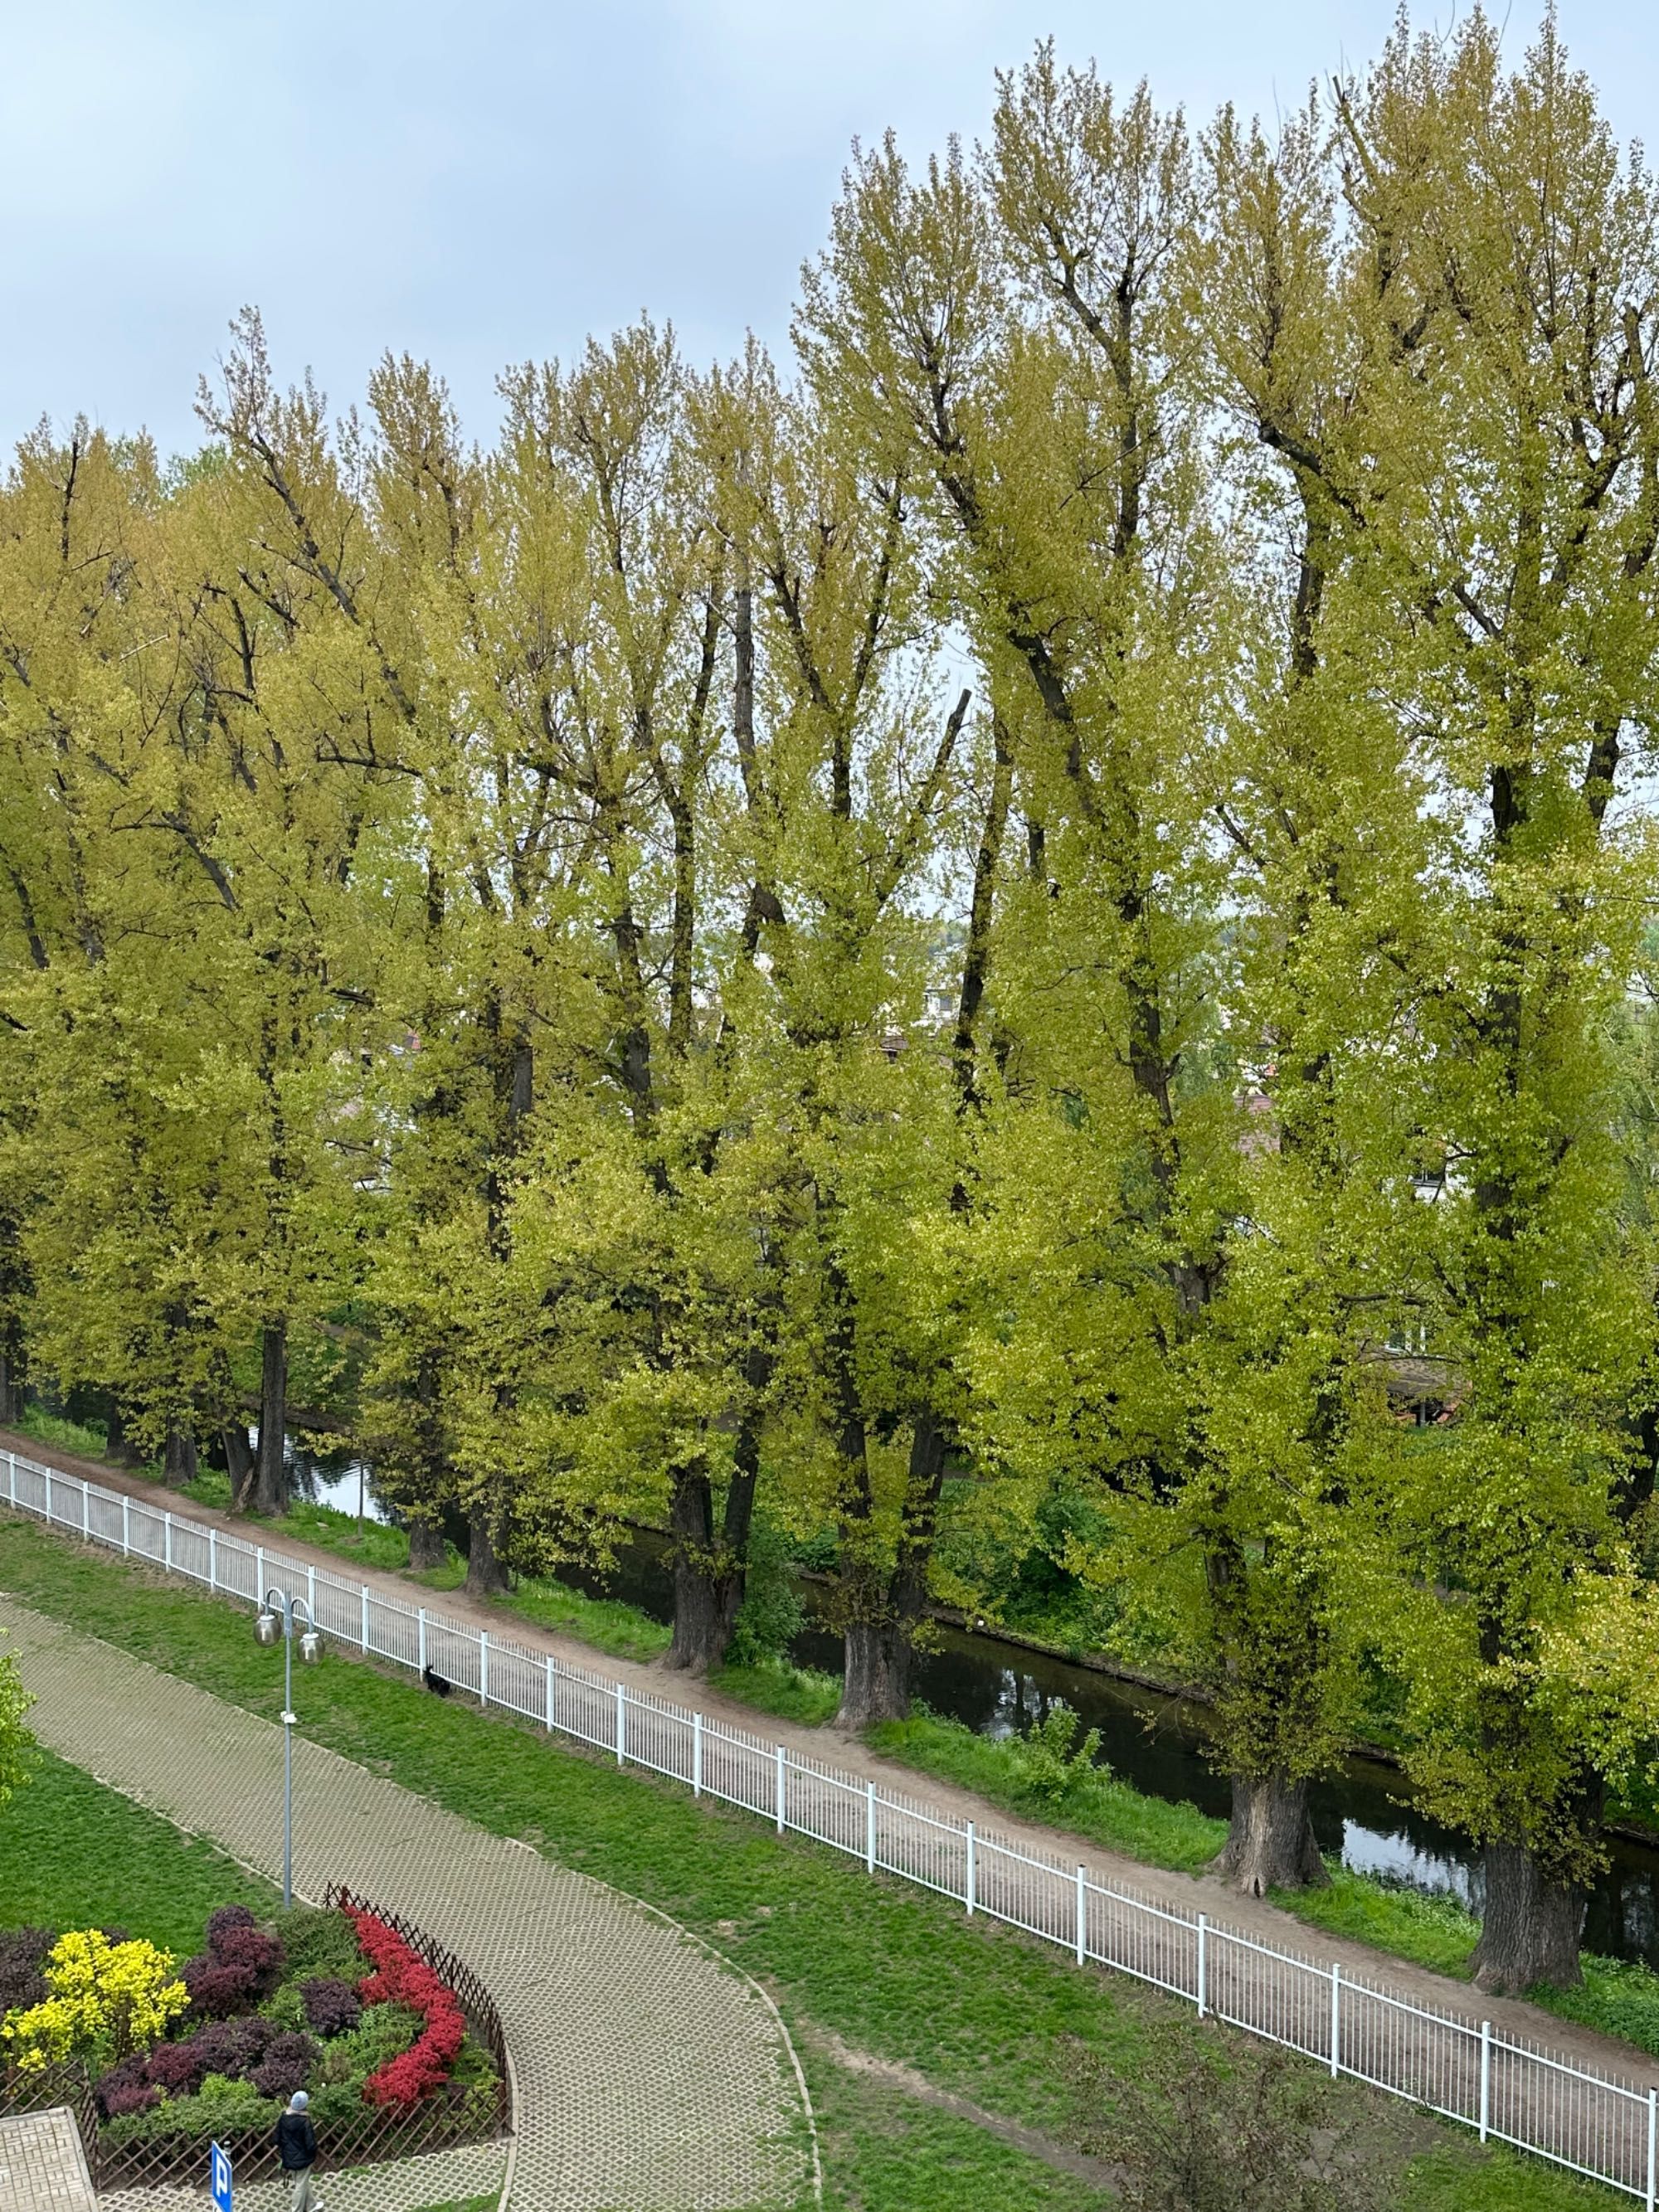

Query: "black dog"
left=422, top=1665, right=452, bottom=1698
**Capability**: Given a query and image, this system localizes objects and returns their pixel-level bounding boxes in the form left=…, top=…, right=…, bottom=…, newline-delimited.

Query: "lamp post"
left=254, top=1587, right=321, bottom=1908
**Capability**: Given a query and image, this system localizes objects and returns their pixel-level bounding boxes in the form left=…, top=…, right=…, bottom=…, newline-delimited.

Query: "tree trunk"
left=223, top=1424, right=255, bottom=1510
left=465, top=1500, right=509, bottom=1598
left=1471, top=1843, right=1584, bottom=1993
left=837, top=1616, right=915, bottom=1730
left=163, top=1424, right=198, bottom=1490
left=0, top=1344, right=19, bottom=1426
left=250, top=1322, right=289, bottom=1516
left=106, top=1400, right=140, bottom=1468
left=666, top=1463, right=724, bottom=1672
left=1212, top=1773, right=1330, bottom=1895
left=664, top=1436, right=761, bottom=1674
left=834, top=1414, right=945, bottom=1730
left=407, top=1518, right=447, bottom=1570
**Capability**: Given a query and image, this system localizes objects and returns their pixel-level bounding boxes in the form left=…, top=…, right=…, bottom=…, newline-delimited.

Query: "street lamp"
left=254, top=1587, right=321, bottom=1908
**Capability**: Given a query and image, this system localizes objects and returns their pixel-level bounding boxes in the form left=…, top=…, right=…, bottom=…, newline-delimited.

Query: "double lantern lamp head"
left=254, top=1605, right=322, bottom=1663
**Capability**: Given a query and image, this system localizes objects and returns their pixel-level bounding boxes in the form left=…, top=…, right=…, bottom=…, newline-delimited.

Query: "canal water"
left=285, top=1443, right=1659, bottom=1965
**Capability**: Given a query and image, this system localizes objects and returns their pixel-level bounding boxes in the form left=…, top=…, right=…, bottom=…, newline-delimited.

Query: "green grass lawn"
left=0, top=1514, right=1622, bottom=2212
left=711, top=1658, right=844, bottom=1727
left=0, top=1742, right=279, bottom=1952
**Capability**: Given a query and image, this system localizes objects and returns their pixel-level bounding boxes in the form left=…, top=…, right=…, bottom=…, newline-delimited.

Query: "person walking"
left=275, top=2087, right=324, bottom=2210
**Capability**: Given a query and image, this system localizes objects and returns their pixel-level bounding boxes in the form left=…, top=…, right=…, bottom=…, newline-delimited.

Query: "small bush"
left=248, top=2030, right=318, bottom=2100
left=270, top=1906, right=363, bottom=1982
left=318, top=2002, right=421, bottom=2086
left=299, top=1977, right=361, bottom=2038
left=1009, top=1704, right=1106, bottom=1806
left=203, top=1906, right=257, bottom=1951
left=0, top=1928, right=52, bottom=2015
left=258, top=1984, right=307, bottom=2033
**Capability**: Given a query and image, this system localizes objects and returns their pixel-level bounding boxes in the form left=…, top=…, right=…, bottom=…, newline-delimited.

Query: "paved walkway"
left=0, top=1598, right=816, bottom=2212
left=0, top=2110, right=98, bottom=2211
left=7, top=1427, right=1657, bottom=2089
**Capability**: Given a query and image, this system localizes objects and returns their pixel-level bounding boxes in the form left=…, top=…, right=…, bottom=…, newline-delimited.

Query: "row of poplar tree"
left=4, top=15, right=1659, bottom=1996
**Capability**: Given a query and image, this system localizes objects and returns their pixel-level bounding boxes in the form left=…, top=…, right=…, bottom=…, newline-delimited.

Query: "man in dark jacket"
left=275, top=2088, right=323, bottom=2210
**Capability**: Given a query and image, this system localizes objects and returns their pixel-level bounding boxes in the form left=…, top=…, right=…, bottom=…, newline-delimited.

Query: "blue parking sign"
left=210, top=2140, right=232, bottom=2211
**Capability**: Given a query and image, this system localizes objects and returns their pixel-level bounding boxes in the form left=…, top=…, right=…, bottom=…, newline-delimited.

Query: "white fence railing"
left=3, top=1443, right=1657, bottom=2202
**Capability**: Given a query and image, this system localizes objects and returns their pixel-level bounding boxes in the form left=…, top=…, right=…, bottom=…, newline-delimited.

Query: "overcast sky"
left=3, top=2, right=1652, bottom=459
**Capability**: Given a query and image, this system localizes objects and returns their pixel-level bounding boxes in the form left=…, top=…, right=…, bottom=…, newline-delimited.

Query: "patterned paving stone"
left=0, top=2109, right=99, bottom=2210
left=98, top=2138, right=507, bottom=2212
left=0, top=1599, right=816, bottom=2212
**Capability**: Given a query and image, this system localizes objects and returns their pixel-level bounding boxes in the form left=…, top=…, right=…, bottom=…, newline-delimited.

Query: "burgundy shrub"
left=212, top=1927, right=284, bottom=1997
left=0, top=1928, right=51, bottom=2016
left=204, top=1906, right=257, bottom=1950
left=93, top=2054, right=154, bottom=2118
left=144, top=2042, right=204, bottom=2096
left=182, top=1958, right=257, bottom=2021
left=299, top=1978, right=361, bottom=2038
left=248, top=2032, right=319, bottom=2101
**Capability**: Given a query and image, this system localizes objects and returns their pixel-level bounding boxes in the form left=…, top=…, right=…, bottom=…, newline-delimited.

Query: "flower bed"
left=0, top=1894, right=508, bottom=2190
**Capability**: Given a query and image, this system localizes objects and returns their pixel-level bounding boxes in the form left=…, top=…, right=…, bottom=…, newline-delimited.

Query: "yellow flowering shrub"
left=1, top=1928, right=188, bottom=2072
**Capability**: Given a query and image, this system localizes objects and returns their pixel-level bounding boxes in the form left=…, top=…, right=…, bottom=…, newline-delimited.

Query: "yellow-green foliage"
left=1, top=1928, right=188, bottom=2072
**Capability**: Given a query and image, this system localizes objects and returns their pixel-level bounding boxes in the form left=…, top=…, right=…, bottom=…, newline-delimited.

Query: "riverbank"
left=5, top=1422, right=1659, bottom=2083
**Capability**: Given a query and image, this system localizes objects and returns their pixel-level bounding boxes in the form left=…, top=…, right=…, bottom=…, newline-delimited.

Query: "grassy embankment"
left=17, top=1407, right=1659, bottom=2064
left=0, top=1512, right=1623, bottom=2212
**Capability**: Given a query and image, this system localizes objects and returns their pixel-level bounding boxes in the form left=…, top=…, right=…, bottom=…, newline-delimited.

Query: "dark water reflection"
left=566, top=1532, right=1659, bottom=1967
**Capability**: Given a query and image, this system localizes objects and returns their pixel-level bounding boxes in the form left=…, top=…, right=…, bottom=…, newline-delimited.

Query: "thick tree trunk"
left=250, top=1322, right=289, bottom=1516
left=1471, top=1843, right=1584, bottom=1993
left=0, top=1344, right=19, bottom=1426
left=407, top=1518, right=447, bottom=1570
left=834, top=1414, right=946, bottom=1730
left=837, top=1616, right=915, bottom=1730
left=465, top=1501, right=509, bottom=1598
left=664, top=1434, right=761, bottom=1674
left=163, top=1424, right=198, bottom=1490
left=1213, top=1773, right=1330, bottom=1895
left=223, top=1424, right=255, bottom=1510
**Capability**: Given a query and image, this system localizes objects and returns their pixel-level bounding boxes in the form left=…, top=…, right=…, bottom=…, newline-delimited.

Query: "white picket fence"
left=3, top=1444, right=1657, bottom=2201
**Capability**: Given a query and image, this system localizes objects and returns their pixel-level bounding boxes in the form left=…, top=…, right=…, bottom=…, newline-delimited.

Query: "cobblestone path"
left=0, top=2109, right=99, bottom=2210
left=0, top=1598, right=816, bottom=2212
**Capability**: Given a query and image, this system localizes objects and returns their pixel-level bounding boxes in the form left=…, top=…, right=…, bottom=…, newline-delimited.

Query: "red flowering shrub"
left=344, top=1911, right=468, bottom=2110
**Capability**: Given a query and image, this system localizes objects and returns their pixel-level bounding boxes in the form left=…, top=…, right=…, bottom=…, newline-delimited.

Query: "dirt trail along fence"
left=5, top=1444, right=1656, bottom=2203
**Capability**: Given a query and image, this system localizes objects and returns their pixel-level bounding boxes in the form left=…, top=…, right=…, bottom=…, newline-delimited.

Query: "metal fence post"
left=163, top=1510, right=173, bottom=1572
left=417, top=1607, right=427, bottom=1675
left=776, top=1745, right=786, bottom=1835
left=256, top=1544, right=265, bottom=1603
left=6, top=1450, right=13, bottom=1505
left=1647, top=2085, right=1656, bottom=2212
left=121, top=1495, right=130, bottom=1555
left=360, top=1585, right=369, bottom=1653
left=306, top=1561, right=316, bottom=1620
left=615, top=1681, right=626, bottom=1766
left=966, top=1822, right=975, bottom=1917
left=479, top=1631, right=489, bottom=1708
left=80, top=1479, right=90, bottom=1541
left=208, top=1527, right=216, bottom=1589
left=1330, top=1962, right=1341, bottom=2078
left=545, top=1651, right=556, bottom=1731
left=45, top=1467, right=52, bottom=1523
left=1075, top=1867, right=1087, bottom=1966
left=1196, top=1914, right=1207, bottom=2018
left=693, top=1709, right=703, bottom=1798
left=1478, top=2022, right=1491, bottom=2143
left=865, top=1781, right=876, bottom=1874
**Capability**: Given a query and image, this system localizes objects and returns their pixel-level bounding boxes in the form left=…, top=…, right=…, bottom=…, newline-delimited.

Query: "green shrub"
left=270, top=1906, right=362, bottom=1982
left=726, top=1519, right=806, bottom=1665
left=103, top=2071, right=279, bottom=2147
left=258, top=1984, right=307, bottom=2033
left=318, top=2001, right=421, bottom=2086
left=1007, top=1705, right=1105, bottom=1807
